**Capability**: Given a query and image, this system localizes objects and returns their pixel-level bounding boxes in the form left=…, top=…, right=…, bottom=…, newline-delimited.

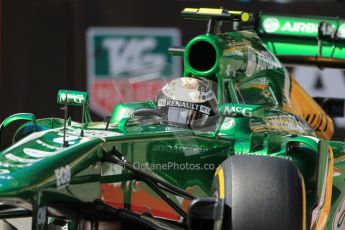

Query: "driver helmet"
left=156, top=77, right=218, bottom=129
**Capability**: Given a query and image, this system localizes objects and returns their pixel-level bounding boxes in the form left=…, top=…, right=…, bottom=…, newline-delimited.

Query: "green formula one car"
left=0, top=7, right=345, bottom=230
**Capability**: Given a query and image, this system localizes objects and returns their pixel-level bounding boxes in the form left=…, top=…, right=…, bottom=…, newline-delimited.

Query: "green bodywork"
left=257, top=14, right=345, bottom=67
left=0, top=9, right=345, bottom=230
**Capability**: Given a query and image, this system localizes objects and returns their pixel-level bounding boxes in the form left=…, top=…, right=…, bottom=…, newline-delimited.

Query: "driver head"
left=156, top=77, right=218, bottom=130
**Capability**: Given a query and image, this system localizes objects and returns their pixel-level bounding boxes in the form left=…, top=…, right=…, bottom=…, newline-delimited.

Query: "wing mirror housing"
left=218, top=103, right=264, bottom=118
left=57, top=90, right=92, bottom=124
left=57, top=90, right=89, bottom=106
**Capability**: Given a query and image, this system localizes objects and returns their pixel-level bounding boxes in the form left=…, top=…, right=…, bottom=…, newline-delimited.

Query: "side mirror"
left=57, top=90, right=89, bottom=106
left=57, top=90, right=92, bottom=123
left=218, top=103, right=264, bottom=118
left=0, top=113, right=37, bottom=150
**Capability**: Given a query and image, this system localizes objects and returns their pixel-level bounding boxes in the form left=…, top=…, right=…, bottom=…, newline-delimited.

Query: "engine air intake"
left=187, top=40, right=217, bottom=73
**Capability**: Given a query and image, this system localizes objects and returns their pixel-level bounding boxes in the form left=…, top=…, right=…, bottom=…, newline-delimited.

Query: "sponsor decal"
left=0, top=169, right=10, bottom=174
left=199, top=105, right=211, bottom=115
left=87, top=28, right=181, bottom=116
left=5, top=153, right=38, bottom=164
left=0, top=175, right=12, bottom=180
left=222, top=106, right=253, bottom=117
left=225, top=64, right=231, bottom=77
left=55, top=165, right=71, bottom=188
left=337, top=23, right=345, bottom=39
left=246, top=47, right=282, bottom=77
left=157, top=99, right=166, bottom=107
left=221, top=117, right=235, bottom=129
left=53, top=135, right=79, bottom=145
left=64, top=128, right=122, bottom=138
left=58, top=92, right=87, bottom=105
left=157, top=99, right=211, bottom=115
left=0, top=128, right=122, bottom=173
left=152, top=144, right=210, bottom=156
left=333, top=197, right=345, bottom=230
left=236, top=152, right=292, bottom=161
left=36, top=140, right=62, bottom=150
left=3, top=151, right=56, bottom=170
left=262, top=17, right=280, bottom=33
left=250, top=114, right=312, bottom=134
left=77, top=129, right=121, bottom=141
left=281, top=21, right=319, bottom=33
left=37, top=206, right=47, bottom=225
left=246, top=47, right=257, bottom=76
left=53, top=128, right=122, bottom=145
left=262, top=17, right=345, bottom=38
left=23, top=148, right=58, bottom=158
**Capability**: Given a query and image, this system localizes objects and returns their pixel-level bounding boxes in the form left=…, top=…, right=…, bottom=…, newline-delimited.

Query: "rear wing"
left=256, top=14, right=345, bottom=68
left=174, top=8, right=345, bottom=68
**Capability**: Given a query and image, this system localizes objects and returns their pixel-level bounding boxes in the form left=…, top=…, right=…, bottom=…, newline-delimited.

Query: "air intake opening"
left=188, top=41, right=217, bottom=72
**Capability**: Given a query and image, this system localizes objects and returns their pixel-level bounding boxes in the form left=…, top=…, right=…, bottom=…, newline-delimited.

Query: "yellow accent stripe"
left=312, top=146, right=334, bottom=230
left=215, top=166, right=225, bottom=199
left=182, top=8, right=198, bottom=13
left=229, top=10, right=242, bottom=14
left=198, top=8, right=223, bottom=15
left=182, top=8, right=251, bottom=22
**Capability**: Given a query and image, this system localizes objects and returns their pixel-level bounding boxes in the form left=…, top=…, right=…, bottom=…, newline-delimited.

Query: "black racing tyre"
left=213, top=155, right=305, bottom=230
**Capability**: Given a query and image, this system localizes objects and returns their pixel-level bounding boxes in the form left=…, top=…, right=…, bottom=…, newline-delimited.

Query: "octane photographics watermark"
left=132, top=162, right=215, bottom=171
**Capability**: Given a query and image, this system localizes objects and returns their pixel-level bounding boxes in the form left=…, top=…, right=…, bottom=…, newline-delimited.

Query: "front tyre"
left=213, top=155, right=305, bottom=230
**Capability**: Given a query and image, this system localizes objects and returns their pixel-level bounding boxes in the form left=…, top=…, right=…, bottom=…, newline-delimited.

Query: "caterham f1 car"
left=0, top=8, right=345, bottom=230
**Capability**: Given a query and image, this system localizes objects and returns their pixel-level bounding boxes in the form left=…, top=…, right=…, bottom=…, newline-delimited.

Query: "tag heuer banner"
left=87, top=28, right=181, bottom=116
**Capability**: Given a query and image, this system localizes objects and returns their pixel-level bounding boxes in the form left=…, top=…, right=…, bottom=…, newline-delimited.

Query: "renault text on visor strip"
left=158, top=99, right=211, bottom=115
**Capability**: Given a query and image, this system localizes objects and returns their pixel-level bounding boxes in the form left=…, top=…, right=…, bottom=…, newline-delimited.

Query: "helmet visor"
left=157, top=77, right=217, bottom=128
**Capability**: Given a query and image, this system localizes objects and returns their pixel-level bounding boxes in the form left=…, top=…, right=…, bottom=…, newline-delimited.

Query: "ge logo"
left=37, top=206, right=46, bottom=225
left=55, top=165, right=71, bottom=188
